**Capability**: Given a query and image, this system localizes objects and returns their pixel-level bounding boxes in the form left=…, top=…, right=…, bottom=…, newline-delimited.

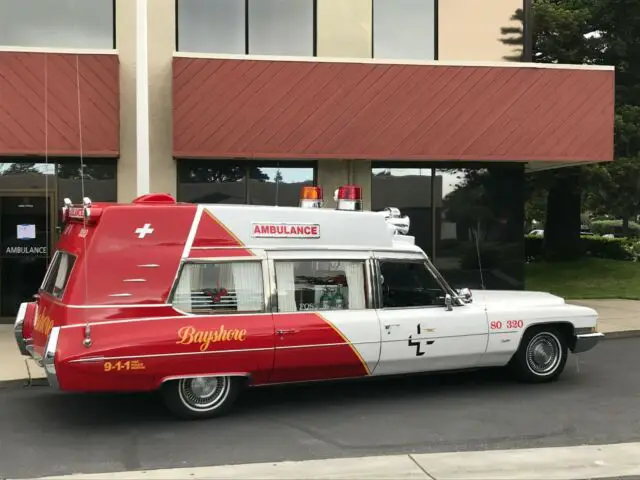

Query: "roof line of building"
left=173, top=51, right=615, bottom=72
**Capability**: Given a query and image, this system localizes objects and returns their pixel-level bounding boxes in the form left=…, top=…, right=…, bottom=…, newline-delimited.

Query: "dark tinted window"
left=379, top=260, right=446, bottom=308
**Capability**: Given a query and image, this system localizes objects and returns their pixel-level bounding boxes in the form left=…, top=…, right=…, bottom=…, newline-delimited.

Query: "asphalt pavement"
left=1, top=337, right=639, bottom=479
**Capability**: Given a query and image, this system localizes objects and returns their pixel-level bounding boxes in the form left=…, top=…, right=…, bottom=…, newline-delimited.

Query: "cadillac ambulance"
left=14, top=186, right=603, bottom=420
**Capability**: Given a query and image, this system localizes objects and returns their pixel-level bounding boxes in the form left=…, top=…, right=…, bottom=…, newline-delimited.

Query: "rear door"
left=267, top=250, right=382, bottom=383
left=373, top=252, right=489, bottom=376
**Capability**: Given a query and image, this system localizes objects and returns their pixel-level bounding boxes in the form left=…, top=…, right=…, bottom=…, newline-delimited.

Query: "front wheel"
left=509, top=326, right=568, bottom=383
left=161, top=375, right=244, bottom=420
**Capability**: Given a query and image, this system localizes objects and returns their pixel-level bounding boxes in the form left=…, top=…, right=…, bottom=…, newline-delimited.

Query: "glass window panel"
left=177, top=162, right=247, bottom=204
left=171, top=261, right=264, bottom=314
left=373, top=0, right=435, bottom=60
left=177, top=0, right=246, bottom=54
left=0, top=0, right=113, bottom=49
left=371, top=166, right=433, bottom=255
left=248, top=0, right=314, bottom=56
left=0, top=163, right=56, bottom=191
left=248, top=164, right=314, bottom=206
left=274, top=260, right=367, bottom=312
left=57, top=160, right=117, bottom=208
left=433, top=166, right=525, bottom=290
left=379, top=260, right=446, bottom=308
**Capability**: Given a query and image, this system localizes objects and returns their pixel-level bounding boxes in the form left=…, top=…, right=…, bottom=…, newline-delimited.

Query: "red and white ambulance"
left=14, top=186, right=603, bottom=419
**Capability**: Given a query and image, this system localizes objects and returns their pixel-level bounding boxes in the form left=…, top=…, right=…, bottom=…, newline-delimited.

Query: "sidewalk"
left=1, top=299, right=638, bottom=385
left=26, top=441, right=640, bottom=479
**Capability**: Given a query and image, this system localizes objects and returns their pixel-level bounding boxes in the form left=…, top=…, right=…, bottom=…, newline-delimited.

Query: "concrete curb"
left=603, top=329, right=640, bottom=340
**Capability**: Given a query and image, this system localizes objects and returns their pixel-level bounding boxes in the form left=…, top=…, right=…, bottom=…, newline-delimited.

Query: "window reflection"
left=433, top=166, right=525, bottom=290
left=371, top=167, right=434, bottom=255
left=177, top=162, right=247, bottom=204
left=57, top=160, right=117, bottom=207
left=0, top=163, right=55, bottom=190
left=177, top=161, right=316, bottom=206
left=248, top=165, right=314, bottom=207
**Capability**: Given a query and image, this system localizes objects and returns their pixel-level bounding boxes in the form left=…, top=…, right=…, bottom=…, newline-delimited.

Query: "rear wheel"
left=510, top=326, right=568, bottom=383
left=161, top=375, right=243, bottom=419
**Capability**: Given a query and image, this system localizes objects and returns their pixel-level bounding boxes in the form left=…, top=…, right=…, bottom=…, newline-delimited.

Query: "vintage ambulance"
left=14, top=186, right=603, bottom=419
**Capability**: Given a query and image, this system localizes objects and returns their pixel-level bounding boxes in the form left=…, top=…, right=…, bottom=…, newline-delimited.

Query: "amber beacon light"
left=299, top=186, right=324, bottom=208
left=335, top=185, right=363, bottom=211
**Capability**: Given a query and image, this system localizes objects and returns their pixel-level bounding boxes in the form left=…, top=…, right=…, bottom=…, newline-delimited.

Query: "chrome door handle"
left=384, top=323, right=401, bottom=330
left=276, top=329, right=300, bottom=335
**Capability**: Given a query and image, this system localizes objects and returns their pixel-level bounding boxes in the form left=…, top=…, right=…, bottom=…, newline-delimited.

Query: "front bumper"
left=572, top=332, right=605, bottom=353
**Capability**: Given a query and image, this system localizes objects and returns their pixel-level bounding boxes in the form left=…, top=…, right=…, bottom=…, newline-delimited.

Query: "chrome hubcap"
left=526, top=332, right=561, bottom=375
left=178, top=376, right=229, bottom=411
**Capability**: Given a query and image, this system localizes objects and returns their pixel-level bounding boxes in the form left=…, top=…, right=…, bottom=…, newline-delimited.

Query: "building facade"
left=0, top=0, right=614, bottom=320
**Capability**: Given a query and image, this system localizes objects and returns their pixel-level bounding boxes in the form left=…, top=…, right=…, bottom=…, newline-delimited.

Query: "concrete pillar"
left=115, top=0, right=137, bottom=202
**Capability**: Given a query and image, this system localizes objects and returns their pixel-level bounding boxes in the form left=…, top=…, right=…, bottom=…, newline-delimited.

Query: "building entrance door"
left=0, top=194, right=56, bottom=322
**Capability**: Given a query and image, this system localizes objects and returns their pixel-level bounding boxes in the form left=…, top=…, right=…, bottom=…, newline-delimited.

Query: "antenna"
left=473, top=222, right=486, bottom=290
left=44, top=54, right=49, bottom=279
left=76, top=54, right=92, bottom=348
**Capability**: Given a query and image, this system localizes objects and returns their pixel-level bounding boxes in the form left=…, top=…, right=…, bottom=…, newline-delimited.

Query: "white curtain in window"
left=275, top=261, right=297, bottom=312
left=340, top=262, right=366, bottom=310
left=54, top=254, right=69, bottom=290
left=231, top=262, right=263, bottom=311
left=173, top=264, right=194, bottom=312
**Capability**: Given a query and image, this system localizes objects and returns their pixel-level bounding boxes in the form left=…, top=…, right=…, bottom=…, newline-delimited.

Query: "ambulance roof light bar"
left=300, top=186, right=323, bottom=208
left=334, top=184, right=363, bottom=211
left=61, top=197, right=100, bottom=224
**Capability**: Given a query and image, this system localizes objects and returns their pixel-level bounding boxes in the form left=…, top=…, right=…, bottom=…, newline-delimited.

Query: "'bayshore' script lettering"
left=176, top=325, right=247, bottom=351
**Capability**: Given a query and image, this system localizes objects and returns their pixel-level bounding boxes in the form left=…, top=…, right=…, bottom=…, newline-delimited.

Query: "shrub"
left=524, top=234, right=640, bottom=262
left=591, top=220, right=640, bottom=238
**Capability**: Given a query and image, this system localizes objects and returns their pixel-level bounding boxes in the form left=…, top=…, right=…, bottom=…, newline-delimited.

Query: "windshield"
left=422, top=256, right=462, bottom=304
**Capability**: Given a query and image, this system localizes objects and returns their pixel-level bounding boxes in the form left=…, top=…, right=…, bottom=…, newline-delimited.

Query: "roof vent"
left=132, top=193, right=176, bottom=204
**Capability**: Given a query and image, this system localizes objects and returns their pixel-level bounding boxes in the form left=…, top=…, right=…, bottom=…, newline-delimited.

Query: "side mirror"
left=444, top=293, right=453, bottom=311
left=457, top=288, right=473, bottom=304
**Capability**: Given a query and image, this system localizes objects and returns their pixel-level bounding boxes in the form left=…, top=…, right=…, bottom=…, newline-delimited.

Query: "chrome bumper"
left=16, top=313, right=60, bottom=390
left=572, top=332, right=605, bottom=354
left=13, top=302, right=30, bottom=356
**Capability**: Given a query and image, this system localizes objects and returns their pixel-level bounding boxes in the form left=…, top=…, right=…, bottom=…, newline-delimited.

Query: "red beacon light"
left=334, top=184, right=363, bottom=211
left=299, top=186, right=324, bottom=208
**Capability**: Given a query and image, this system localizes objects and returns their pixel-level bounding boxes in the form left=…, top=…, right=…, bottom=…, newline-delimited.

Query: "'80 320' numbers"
left=490, top=320, right=524, bottom=330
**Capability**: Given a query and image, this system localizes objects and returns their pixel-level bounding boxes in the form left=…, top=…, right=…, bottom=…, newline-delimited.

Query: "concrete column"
left=317, top=160, right=372, bottom=210
left=316, top=0, right=372, bottom=58
left=115, top=0, right=137, bottom=202
left=147, top=0, right=176, bottom=197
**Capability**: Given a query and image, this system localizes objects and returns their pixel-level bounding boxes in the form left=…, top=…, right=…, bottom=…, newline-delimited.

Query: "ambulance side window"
left=379, top=260, right=447, bottom=308
left=41, top=251, right=77, bottom=299
left=274, top=260, right=368, bottom=312
left=171, top=261, right=264, bottom=314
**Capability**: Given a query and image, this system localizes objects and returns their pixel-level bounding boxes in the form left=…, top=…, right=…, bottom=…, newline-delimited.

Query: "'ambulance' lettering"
left=251, top=223, right=320, bottom=239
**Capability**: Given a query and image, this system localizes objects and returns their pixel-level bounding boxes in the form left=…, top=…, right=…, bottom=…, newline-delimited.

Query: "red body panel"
left=270, top=313, right=369, bottom=383
left=21, top=200, right=371, bottom=392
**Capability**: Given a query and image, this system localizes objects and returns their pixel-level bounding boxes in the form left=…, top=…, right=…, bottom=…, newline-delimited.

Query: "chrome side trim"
left=160, top=372, right=251, bottom=384
left=43, top=327, right=61, bottom=389
left=69, top=340, right=381, bottom=363
left=572, top=332, right=604, bottom=354
left=14, top=302, right=29, bottom=356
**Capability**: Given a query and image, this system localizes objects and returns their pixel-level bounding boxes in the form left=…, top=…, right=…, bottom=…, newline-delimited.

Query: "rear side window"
left=171, top=261, right=264, bottom=314
left=274, top=260, right=368, bottom=312
left=41, top=251, right=77, bottom=299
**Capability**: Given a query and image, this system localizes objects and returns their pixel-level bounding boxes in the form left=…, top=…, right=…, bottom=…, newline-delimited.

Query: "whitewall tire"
left=510, top=326, right=568, bottom=383
left=161, top=375, right=244, bottom=419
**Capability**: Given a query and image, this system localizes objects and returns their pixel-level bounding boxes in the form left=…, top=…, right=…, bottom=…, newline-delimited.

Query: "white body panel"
left=375, top=303, right=489, bottom=375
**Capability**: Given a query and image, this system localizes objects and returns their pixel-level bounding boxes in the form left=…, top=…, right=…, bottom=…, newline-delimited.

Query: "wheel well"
left=518, top=322, right=575, bottom=350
